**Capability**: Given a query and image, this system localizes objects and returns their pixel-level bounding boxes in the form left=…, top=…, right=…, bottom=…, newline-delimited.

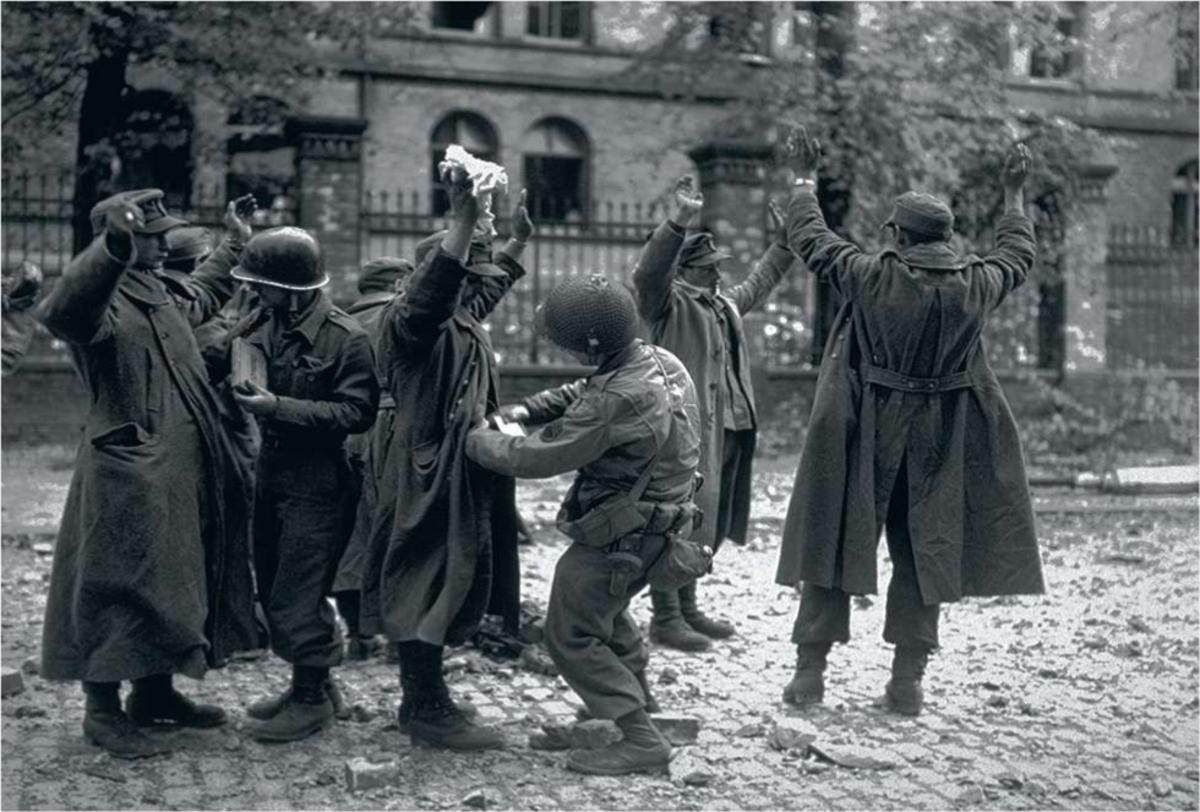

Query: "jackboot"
left=126, top=674, right=226, bottom=728
left=567, top=708, right=671, bottom=776
left=82, top=682, right=171, bottom=760
left=782, top=643, right=831, bottom=707
left=882, top=646, right=929, bottom=716
left=249, top=666, right=334, bottom=742
left=678, top=582, right=736, bottom=639
left=648, top=589, right=711, bottom=652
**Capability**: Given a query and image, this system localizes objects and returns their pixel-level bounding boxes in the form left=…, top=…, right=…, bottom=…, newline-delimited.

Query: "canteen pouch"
left=557, top=493, right=649, bottom=549
left=645, top=536, right=714, bottom=592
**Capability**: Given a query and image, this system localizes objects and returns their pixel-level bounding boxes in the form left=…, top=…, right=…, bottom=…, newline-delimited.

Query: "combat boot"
left=407, top=690, right=503, bottom=751
left=567, top=709, right=671, bottom=776
left=782, top=643, right=831, bottom=707
left=649, top=589, right=711, bottom=652
left=126, top=674, right=226, bottom=728
left=84, top=709, right=173, bottom=759
left=678, top=582, right=736, bottom=639
left=882, top=646, right=929, bottom=716
left=397, top=669, right=479, bottom=733
left=245, top=685, right=293, bottom=720
left=249, top=667, right=334, bottom=742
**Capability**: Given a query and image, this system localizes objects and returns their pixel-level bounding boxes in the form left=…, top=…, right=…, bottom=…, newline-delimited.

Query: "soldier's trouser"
left=791, top=463, right=940, bottom=650
left=545, top=542, right=654, bottom=720
left=254, top=444, right=355, bottom=668
left=714, top=428, right=755, bottom=549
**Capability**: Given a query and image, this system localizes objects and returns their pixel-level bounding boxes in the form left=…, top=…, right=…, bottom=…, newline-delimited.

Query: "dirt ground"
left=1, top=445, right=1198, bottom=811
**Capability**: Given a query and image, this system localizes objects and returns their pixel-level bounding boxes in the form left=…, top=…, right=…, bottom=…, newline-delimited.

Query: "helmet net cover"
left=538, top=274, right=637, bottom=355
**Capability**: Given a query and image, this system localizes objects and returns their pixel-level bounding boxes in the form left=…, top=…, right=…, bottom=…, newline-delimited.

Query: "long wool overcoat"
left=360, top=248, right=524, bottom=645
left=633, top=221, right=796, bottom=547
left=774, top=192, right=1045, bottom=604
left=37, top=236, right=258, bottom=682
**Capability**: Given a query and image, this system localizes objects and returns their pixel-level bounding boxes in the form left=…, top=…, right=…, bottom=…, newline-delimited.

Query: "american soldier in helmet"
left=467, top=274, right=703, bottom=776
left=36, top=189, right=258, bottom=758
left=213, top=226, right=380, bottom=742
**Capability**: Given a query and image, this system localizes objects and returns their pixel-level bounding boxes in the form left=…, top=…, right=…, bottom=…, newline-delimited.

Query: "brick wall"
left=1105, top=132, right=1198, bottom=229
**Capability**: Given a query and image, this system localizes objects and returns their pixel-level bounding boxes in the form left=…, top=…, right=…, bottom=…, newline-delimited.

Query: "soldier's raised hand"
left=511, top=189, right=534, bottom=243
left=672, top=175, right=703, bottom=227
left=781, top=123, right=821, bottom=181
left=225, top=194, right=257, bottom=244
left=1002, top=143, right=1032, bottom=193
left=442, top=164, right=479, bottom=222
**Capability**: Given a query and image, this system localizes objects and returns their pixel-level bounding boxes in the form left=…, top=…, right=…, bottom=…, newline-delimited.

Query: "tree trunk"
left=71, top=37, right=129, bottom=253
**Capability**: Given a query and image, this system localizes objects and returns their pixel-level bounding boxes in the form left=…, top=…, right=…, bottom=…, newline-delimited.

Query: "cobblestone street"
left=2, top=455, right=1198, bottom=810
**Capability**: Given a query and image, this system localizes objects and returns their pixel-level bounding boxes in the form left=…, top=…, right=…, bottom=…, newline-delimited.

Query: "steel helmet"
left=231, top=226, right=328, bottom=290
left=536, top=274, right=638, bottom=355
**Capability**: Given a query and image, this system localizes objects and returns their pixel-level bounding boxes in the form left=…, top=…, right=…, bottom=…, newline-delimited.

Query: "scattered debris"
left=767, top=718, right=817, bottom=753
left=809, top=743, right=896, bottom=771
left=657, top=667, right=679, bottom=685
left=344, top=758, right=400, bottom=792
left=1, top=670, right=25, bottom=697
left=651, top=715, right=701, bottom=746
left=462, top=789, right=489, bottom=809
left=518, top=645, right=558, bottom=677
left=1152, top=777, right=1173, bottom=797
left=955, top=785, right=985, bottom=805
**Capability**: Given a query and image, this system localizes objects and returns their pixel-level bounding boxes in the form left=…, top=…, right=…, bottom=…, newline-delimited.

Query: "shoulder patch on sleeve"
left=538, top=421, right=564, bottom=442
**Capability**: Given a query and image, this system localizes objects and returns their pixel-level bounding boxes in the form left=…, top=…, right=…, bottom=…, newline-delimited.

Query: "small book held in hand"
left=231, top=337, right=268, bottom=390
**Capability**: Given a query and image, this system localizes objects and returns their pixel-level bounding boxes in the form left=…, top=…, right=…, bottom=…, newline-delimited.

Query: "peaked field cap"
left=678, top=232, right=733, bottom=268
left=89, top=189, right=188, bottom=236
left=165, top=226, right=213, bottom=263
left=358, top=256, right=414, bottom=293
left=231, top=226, right=329, bottom=290
left=883, top=192, right=954, bottom=240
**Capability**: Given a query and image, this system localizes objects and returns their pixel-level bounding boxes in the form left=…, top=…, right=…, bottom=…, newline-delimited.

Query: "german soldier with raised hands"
left=467, top=275, right=704, bottom=776
left=219, top=227, right=380, bottom=741
left=37, top=190, right=259, bottom=758
left=774, top=125, right=1044, bottom=716
left=633, top=175, right=798, bottom=651
left=360, top=165, right=527, bottom=751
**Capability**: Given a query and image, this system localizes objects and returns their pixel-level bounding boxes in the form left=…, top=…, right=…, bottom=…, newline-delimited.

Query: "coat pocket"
left=90, top=421, right=153, bottom=449
left=411, top=439, right=440, bottom=477
left=289, top=354, right=334, bottom=399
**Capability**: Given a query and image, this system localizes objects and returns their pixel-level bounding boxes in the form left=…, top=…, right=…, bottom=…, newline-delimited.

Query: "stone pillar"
left=1062, top=160, right=1117, bottom=373
left=687, top=140, right=773, bottom=281
left=286, top=115, right=368, bottom=303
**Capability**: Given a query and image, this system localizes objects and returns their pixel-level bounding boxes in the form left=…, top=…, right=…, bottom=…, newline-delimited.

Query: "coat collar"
left=895, top=242, right=969, bottom=272
left=346, top=290, right=394, bottom=314
left=675, top=278, right=728, bottom=304
left=121, top=267, right=174, bottom=306
left=274, top=290, right=331, bottom=347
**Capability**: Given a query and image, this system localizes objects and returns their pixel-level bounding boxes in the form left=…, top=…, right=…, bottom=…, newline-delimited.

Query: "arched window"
left=227, top=95, right=296, bottom=226
left=1171, top=160, right=1198, bottom=246
left=522, top=117, right=589, bottom=222
left=114, top=89, right=194, bottom=210
left=431, top=111, right=500, bottom=215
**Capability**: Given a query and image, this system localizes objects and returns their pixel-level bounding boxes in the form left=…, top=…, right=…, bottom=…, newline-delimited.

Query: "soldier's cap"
left=413, top=231, right=507, bottom=278
left=882, top=192, right=954, bottom=241
left=89, top=189, right=188, bottom=237
left=678, top=232, right=732, bottom=268
left=359, top=256, right=414, bottom=293
left=164, top=226, right=214, bottom=266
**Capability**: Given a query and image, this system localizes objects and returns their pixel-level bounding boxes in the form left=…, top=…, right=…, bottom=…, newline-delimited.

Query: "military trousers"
left=544, top=538, right=665, bottom=720
left=253, top=441, right=358, bottom=668
left=791, top=461, right=940, bottom=650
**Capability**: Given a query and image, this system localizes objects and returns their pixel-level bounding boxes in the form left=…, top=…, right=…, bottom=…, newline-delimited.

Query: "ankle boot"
left=249, top=666, right=334, bottom=742
left=399, top=642, right=501, bottom=750
left=783, top=643, right=831, bottom=706
left=649, top=589, right=711, bottom=652
left=83, top=682, right=172, bottom=760
left=883, top=647, right=929, bottom=716
left=567, top=709, right=671, bottom=776
left=127, top=674, right=226, bottom=728
left=396, top=666, right=478, bottom=733
left=678, top=582, right=736, bottom=639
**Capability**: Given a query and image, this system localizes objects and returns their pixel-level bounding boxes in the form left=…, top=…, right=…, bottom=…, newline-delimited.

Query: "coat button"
left=307, top=373, right=315, bottom=381
left=830, top=352, right=838, bottom=359
left=873, top=355, right=880, bottom=364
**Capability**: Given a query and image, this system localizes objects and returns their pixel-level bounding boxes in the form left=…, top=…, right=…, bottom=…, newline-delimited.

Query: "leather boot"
left=249, top=666, right=334, bottom=742
left=245, top=685, right=293, bottom=721
left=678, top=582, right=736, bottom=639
left=397, top=667, right=479, bottom=733
left=567, top=709, right=671, bottom=776
left=782, top=643, right=831, bottom=706
left=126, top=674, right=226, bottom=728
left=883, top=646, right=929, bottom=716
left=398, top=642, right=501, bottom=750
left=82, top=682, right=171, bottom=760
left=649, top=589, right=711, bottom=652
